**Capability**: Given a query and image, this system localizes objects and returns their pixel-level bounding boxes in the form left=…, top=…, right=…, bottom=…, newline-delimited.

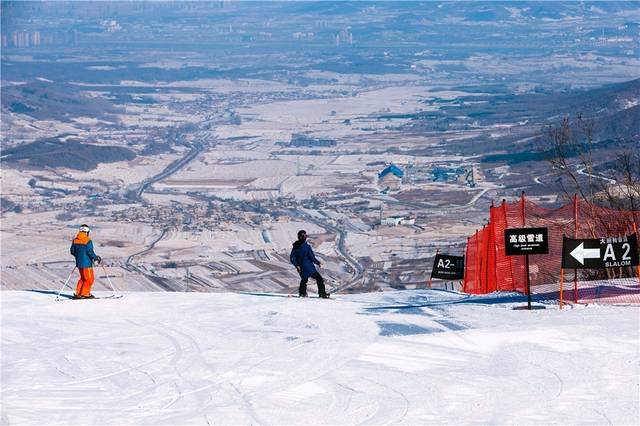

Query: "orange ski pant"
left=75, top=267, right=95, bottom=297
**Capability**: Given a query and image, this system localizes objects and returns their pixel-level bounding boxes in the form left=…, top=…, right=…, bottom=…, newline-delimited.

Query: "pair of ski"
left=57, top=294, right=123, bottom=301
left=55, top=265, right=122, bottom=301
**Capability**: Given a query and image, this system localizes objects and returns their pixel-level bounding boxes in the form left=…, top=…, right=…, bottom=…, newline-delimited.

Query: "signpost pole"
left=573, top=194, right=579, bottom=303
left=521, top=192, right=527, bottom=299
left=525, top=253, right=531, bottom=310
left=634, top=223, right=640, bottom=285
left=559, top=268, right=564, bottom=309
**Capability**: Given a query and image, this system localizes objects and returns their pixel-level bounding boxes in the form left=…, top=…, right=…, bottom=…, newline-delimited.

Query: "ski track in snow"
left=1, top=290, right=639, bottom=425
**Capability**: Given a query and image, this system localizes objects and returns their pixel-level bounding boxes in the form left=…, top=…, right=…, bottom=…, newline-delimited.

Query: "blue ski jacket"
left=290, top=240, right=320, bottom=279
left=70, top=232, right=99, bottom=268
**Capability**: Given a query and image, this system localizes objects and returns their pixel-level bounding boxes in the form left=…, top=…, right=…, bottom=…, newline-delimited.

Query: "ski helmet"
left=79, top=224, right=91, bottom=234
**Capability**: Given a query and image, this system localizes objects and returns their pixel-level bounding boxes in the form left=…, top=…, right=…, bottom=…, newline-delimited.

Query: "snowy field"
left=1, top=289, right=638, bottom=425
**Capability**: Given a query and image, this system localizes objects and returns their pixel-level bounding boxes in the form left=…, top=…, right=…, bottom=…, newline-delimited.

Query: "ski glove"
left=95, top=256, right=102, bottom=265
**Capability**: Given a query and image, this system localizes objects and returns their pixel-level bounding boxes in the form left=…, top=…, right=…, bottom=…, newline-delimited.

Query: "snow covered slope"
left=1, top=290, right=638, bottom=425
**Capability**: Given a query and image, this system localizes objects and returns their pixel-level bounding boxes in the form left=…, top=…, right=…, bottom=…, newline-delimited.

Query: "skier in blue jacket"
left=70, top=224, right=101, bottom=299
left=290, top=230, right=328, bottom=298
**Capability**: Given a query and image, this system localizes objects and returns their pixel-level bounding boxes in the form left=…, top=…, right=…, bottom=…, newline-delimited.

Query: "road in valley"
left=134, top=142, right=204, bottom=202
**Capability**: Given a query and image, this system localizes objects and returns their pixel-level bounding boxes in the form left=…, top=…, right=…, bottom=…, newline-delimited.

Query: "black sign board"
left=431, top=254, right=465, bottom=280
left=505, top=227, right=549, bottom=256
left=561, top=233, right=639, bottom=269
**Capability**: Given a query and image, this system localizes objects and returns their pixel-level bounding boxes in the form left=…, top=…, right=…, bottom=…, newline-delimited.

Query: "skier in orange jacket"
left=70, top=224, right=101, bottom=299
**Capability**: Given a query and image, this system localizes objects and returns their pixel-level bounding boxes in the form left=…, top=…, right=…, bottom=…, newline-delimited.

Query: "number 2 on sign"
left=438, top=259, right=451, bottom=268
left=603, top=243, right=632, bottom=261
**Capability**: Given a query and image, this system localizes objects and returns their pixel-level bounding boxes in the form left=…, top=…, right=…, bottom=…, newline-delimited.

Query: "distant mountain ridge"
left=477, top=78, right=640, bottom=166
left=1, top=80, right=121, bottom=123
left=440, top=78, right=639, bottom=146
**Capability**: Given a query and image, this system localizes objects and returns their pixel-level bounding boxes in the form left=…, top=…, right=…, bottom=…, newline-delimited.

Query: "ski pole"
left=100, top=263, right=118, bottom=296
left=55, top=267, right=76, bottom=300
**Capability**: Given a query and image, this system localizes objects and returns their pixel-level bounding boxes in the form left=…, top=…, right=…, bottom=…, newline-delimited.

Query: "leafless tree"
left=547, top=114, right=639, bottom=211
left=546, top=114, right=640, bottom=279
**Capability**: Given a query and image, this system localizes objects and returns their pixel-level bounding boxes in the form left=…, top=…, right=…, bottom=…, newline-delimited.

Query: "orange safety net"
left=464, top=194, right=640, bottom=304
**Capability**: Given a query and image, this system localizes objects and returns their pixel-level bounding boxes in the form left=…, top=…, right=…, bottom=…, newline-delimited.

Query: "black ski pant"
left=299, top=271, right=327, bottom=297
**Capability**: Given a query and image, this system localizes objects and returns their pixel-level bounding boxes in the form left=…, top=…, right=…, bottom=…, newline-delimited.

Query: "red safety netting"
left=464, top=194, right=640, bottom=304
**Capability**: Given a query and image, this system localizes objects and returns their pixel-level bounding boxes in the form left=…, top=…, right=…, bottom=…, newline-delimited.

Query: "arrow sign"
left=562, top=234, right=639, bottom=269
left=569, top=243, right=600, bottom=265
